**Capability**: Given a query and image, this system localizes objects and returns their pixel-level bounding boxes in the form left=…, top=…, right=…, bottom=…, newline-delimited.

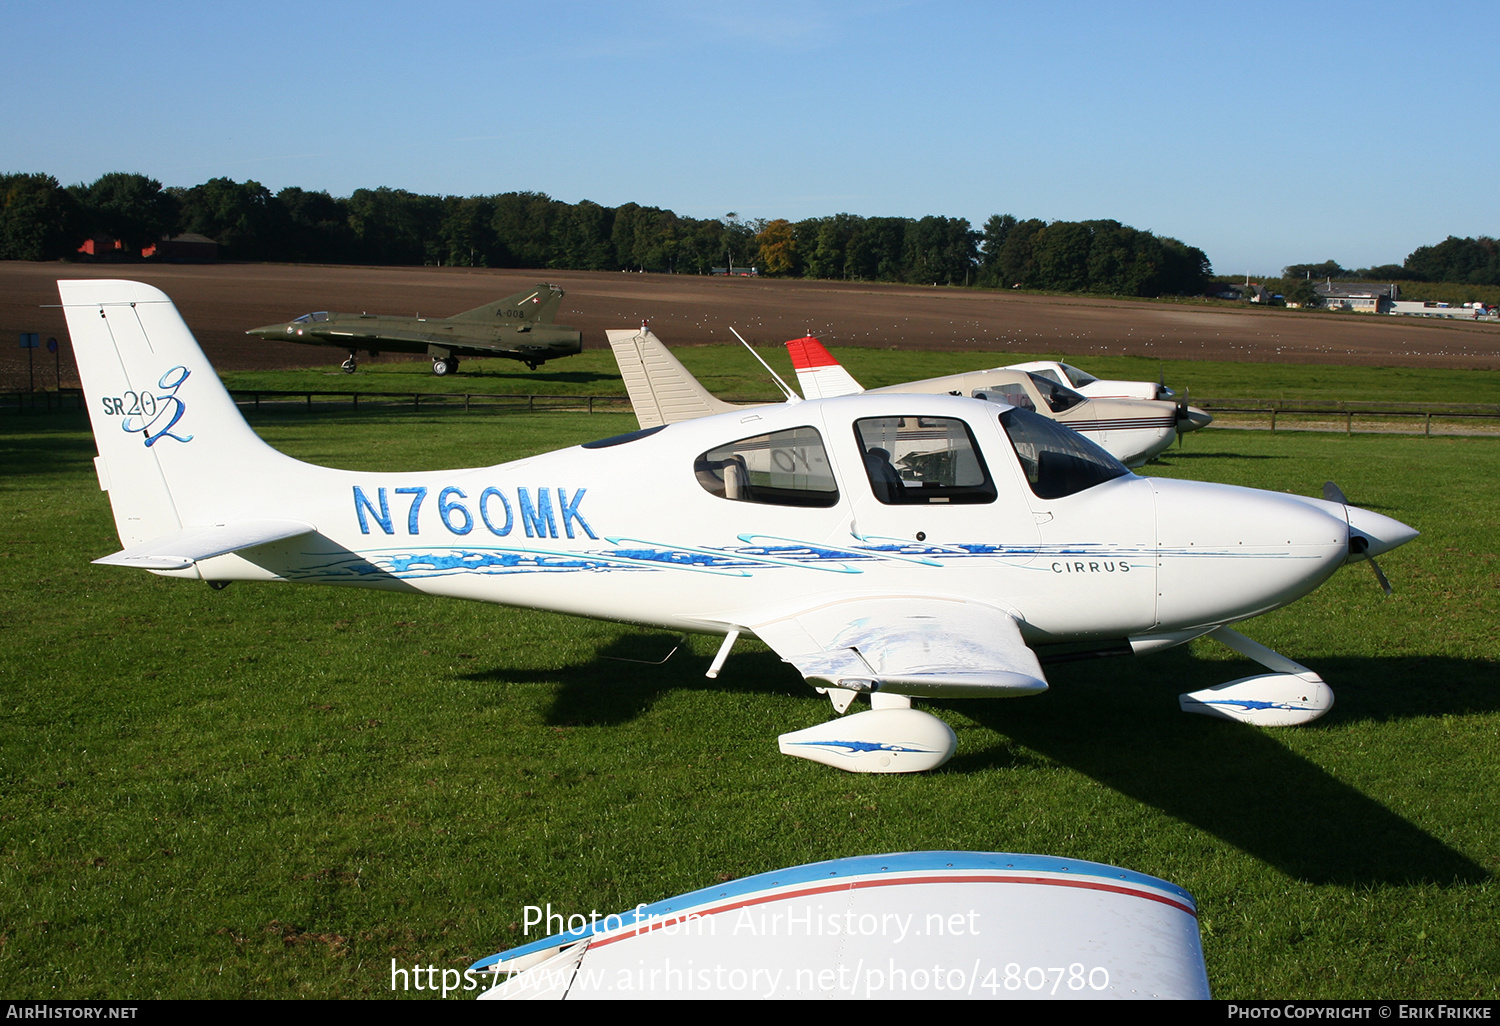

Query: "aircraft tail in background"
left=605, top=326, right=752, bottom=429
left=784, top=336, right=865, bottom=399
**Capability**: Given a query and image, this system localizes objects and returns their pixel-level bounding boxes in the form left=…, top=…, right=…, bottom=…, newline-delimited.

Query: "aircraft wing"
left=94, top=519, right=317, bottom=571
left=746, top=596, right=1048, bottom=697
left=314, top=326, right=455, bottom=347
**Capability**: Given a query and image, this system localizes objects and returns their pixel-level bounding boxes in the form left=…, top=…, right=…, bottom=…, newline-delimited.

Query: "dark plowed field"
left=4, top=261, right=1499, bottom=389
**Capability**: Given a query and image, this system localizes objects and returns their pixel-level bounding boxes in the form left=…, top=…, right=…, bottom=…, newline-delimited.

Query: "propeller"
left=1158, top=365, right=1176, bottom=400
left=1172, top=388, right=1213, bottom=445
left=1323, top=481, right=1394, bottom=595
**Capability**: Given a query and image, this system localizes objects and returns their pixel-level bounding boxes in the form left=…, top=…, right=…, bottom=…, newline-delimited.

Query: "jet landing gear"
left=431, top=356, right=459, bottom=376
left=1177, top=626, right=1334, bottom=726
left=341, top=353, right=358, bottom=374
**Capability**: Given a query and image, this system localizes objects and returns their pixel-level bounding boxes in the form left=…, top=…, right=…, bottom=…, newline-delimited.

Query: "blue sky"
left=5, top=1, right=1496, bottom=276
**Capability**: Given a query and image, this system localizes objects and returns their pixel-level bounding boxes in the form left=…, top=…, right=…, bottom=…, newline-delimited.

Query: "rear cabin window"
left=853, top=416, right=996, bottom=505
left=999, top=407, right=1128, bottom=500
left=974, top=382, right=1036, bottom=411
left=695, top=426, right=839, bottom=507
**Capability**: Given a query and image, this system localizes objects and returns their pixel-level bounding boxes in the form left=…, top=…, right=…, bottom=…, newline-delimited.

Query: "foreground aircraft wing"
left=747, top=596, right=1048, bottom=697
left=93, top=519, right=317, bottom=571
left=605, top=327, right=750, bottom=428
left=785, top=336, right=865, bottom=399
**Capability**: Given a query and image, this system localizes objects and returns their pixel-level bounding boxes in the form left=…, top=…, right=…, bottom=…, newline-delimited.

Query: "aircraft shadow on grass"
left=451, top=368, right=619, bottom=387
left=0, top=421, right=100, bottom=481
left=1147, top=451, right=1287, bottom=464
left=469, top=638, right=1493, bottom=888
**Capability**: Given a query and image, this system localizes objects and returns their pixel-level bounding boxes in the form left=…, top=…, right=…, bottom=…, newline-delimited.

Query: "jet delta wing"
left=63, top=280, right=1416, bottom=773
left=247, top=284, right=583, bottom=375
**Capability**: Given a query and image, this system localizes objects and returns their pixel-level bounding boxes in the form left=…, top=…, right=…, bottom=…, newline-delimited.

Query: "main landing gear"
left=431, top=356, right=460, bottom=376
left=1177, top=626, right=1333, bottom=726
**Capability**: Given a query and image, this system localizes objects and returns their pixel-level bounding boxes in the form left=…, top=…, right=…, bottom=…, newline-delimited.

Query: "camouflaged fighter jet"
left=246, top=284, right=583, bottom=375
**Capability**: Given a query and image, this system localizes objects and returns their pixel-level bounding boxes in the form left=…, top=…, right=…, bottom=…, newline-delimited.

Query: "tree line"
left=1, top=170, right=1213, bottom=296
left=1283, top=235, right=1500, bottom=287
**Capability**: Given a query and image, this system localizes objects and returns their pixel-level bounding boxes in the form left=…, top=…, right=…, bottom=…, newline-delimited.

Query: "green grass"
left=0, top=404, right=1496, bottom=999
left=219, top=346, right=1500, bottom=409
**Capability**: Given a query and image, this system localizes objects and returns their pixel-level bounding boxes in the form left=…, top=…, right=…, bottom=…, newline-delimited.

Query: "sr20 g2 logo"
left=102, top=366, right=194, bottom=447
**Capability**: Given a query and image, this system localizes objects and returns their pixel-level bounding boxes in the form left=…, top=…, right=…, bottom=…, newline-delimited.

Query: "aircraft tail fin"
left=605, top=327, right=749, bottom=429
left=449, top=284, right=564, bottom=325
left=785, top=336, right=865, bottom=398
left=59, top=279, right=300, bottom=553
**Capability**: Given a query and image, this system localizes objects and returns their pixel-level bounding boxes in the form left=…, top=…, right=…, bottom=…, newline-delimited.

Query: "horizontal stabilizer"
left=94, top=519, right=317, bottom=571
left=785, top=336, right=865, bottom=399
left=750, top=596, right=1048, bottom=697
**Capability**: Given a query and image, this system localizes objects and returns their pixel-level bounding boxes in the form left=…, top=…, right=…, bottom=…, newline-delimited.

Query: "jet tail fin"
left=60, top=279, right=302, bottom=555
left=785, top=336, right=865, bottom=398
left=449, top=284, right=563, bottom=325
left=605, top=327, right=750, bottom=428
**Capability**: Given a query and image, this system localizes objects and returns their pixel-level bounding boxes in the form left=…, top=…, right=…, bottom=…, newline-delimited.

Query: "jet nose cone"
left=1346, top=505, right=1418, bottom=559
left=246, top=324, right=283, bottom=340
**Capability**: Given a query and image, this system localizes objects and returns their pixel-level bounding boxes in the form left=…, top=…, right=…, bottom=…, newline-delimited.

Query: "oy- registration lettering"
left=354, top=485, right=595, bottom=540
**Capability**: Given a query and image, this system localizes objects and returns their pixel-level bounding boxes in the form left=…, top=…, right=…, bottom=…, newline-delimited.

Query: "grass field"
left=1, top=382, right=1497, bottom=998
left=215, top=346, right=1500, bottom=409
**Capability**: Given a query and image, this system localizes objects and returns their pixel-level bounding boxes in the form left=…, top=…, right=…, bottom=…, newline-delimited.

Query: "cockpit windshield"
left=1024, top=372, right=1088, bottom=413
left=292, top=312, right=330, bottom=324
left=999, top=407, right=1128, bottom=500
left=1060, top=363, right=1099, bottom=388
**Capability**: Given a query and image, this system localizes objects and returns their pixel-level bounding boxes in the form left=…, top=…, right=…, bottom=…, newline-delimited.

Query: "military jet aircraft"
left=246, top=284, right=583, bottom=375
left=63, top=280, right=1415, bottom=773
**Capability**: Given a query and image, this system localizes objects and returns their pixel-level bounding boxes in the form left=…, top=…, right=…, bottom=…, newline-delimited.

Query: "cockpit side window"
left=1024, top=372, right=1087, bottom=413
left=292, top=312, right=330, bottom=324
left=999, top=407, right=1129, bottom=500
left=853, top=417, right=996, bottom=505
left=695, top=426, right=839, bottom=507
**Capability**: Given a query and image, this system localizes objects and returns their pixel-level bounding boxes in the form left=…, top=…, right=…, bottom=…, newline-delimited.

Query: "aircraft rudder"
left=605, top=327, right=742, bottom=427
left=60, top=279, right=290, bottom=546
left=784, top=336, right=864, bottom=399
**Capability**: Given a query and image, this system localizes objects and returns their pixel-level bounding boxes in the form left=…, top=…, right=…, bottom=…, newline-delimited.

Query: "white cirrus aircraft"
left=63, top=280, right=1416, bottom=773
